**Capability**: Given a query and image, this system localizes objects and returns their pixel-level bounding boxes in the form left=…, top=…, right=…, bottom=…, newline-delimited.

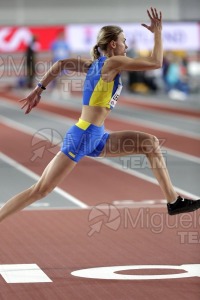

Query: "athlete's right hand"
left=19, top=89, right=41, bottom=114
left=141, top=7, right=162, bottom=33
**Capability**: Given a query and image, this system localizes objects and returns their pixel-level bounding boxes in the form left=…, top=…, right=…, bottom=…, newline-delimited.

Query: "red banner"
left=0, top=26, right=65, bottom=52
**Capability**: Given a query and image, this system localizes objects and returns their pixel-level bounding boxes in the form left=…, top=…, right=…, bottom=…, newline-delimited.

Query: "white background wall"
left=1, top=0, right=200, bottom=25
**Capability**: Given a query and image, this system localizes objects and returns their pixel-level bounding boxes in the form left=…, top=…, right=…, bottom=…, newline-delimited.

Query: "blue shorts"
left=61, top=119, right=110, bottom=162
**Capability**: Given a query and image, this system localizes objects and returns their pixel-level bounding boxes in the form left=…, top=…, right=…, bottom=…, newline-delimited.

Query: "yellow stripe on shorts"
left=68, top=151, right=75, bottom=158
left=75, top=118, right=91, bottom=130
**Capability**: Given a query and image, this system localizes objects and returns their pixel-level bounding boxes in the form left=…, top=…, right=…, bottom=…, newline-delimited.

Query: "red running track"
left=1, top=208, right=200, bottom=300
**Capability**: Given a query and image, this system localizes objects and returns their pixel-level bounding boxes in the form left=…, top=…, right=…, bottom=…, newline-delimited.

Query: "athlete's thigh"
left=100, top=130, right=153, bottom=157
left=37, top=151, right=76, bottom=189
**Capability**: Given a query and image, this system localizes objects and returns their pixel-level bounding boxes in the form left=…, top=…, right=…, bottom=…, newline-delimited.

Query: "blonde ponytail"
left=91, top=44, right=101, bottom=61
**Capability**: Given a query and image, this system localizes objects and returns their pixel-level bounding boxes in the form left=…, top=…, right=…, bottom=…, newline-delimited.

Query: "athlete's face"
left=114, top=32, right=128, bottom=56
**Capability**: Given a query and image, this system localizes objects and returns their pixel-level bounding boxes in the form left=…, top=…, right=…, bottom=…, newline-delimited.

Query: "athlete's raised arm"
left=105, top=7, right=163, bottom=73
left=19, top=57, right=92, bottom=114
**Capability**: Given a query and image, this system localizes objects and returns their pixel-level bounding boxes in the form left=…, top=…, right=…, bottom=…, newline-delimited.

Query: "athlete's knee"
left=31, top=182, right=55, bottom=198
left=142, top=134, right=160, bottom=155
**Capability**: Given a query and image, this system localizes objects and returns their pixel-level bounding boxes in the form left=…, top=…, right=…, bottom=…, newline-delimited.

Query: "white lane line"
left=1, top=115, right=200, bottom=164
left=0, top=115, right=61, bottom=137
left=112, top=112, right=200, bottom=140
left=0, top=152, right=88, bottom=209
left=120, top=94, right=200, bottom=114
left=0, top=99, right=76, bottom=128
left=163, top=147, right=200, bottom=164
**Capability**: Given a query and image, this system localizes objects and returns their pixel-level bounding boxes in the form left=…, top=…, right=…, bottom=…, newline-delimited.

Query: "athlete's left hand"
left=141, top=7, right=162, bottom=33
left=19, top=89, right=41, bottom=114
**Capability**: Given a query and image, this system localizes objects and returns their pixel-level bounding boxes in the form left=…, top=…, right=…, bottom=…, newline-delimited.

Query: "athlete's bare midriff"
left=80, top=105, right=110, bottom=126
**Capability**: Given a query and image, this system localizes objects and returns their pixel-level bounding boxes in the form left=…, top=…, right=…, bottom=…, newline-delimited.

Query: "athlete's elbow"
left=59, top=58, right=72, bottom=70
left=59, top=59, right=67, bottom=70
left=153, top=59, right=163, bottom=69
left=53, top=59, right=65, bottom=72
left=148, top=58, right=162, bottom=70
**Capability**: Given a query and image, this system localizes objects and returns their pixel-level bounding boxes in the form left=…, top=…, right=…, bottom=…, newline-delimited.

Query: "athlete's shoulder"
left=103, top=56, right=129, bottom=72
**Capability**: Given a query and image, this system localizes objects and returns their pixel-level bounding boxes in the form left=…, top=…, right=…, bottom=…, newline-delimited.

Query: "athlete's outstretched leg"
left=100, top=131, right=200, bottom=215
left=0, top=151, right=76, bottom=222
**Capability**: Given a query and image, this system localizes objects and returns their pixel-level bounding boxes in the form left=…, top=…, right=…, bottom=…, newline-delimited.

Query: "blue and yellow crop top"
left=82, top=56, right=123, bottom=110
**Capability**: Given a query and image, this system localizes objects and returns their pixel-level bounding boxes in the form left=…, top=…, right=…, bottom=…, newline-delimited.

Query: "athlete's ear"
left=110, top=40, right=117, bottom=49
